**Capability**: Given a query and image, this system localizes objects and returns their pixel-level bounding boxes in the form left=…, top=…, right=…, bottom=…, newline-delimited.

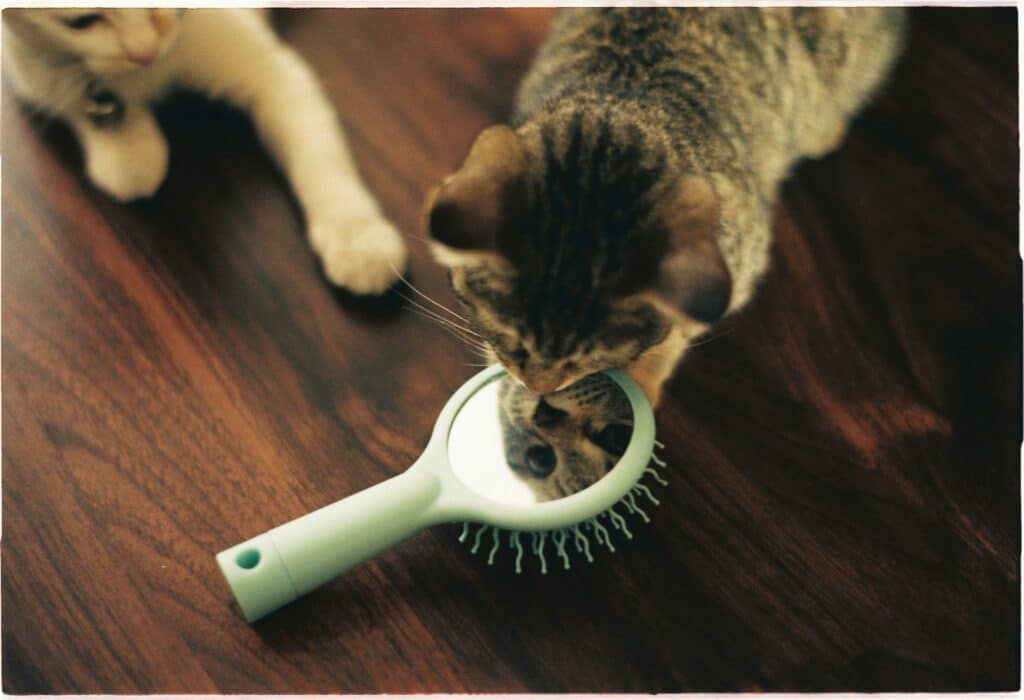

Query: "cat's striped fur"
left=428, top=8, right=907, bottom=403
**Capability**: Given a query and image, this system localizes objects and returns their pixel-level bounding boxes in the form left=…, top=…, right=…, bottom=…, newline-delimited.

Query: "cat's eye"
left=63, top=14, right=104, bottom=30
left=532, top=400, right=568, bottom=428
left=591, top=423, right=632, bottom=457
left=524, top=444, right=557, bottom=478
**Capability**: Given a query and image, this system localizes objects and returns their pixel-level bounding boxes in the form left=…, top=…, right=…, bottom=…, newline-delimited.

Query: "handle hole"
left=235, top=548, right=261, bottom=569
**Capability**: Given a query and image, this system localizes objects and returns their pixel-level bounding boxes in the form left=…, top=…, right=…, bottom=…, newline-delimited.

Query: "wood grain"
left=2, top=7, right=1018, bottom=692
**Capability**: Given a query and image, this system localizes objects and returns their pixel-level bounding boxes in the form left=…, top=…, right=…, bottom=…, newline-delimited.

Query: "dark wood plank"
left=2, top=7, right=1018, bottom=692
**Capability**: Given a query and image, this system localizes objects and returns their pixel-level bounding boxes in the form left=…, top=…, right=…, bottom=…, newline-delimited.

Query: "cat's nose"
left=121, top=23, right=161, bottom=65
left=126, top=46, right=158, bottom=65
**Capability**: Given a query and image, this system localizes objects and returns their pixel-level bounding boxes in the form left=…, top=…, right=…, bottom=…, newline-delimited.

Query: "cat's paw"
left=85, top=128, right=169, bottom=202
left=315, top=218, right=409, bottom=295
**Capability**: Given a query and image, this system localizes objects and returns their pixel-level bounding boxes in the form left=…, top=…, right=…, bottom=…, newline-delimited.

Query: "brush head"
left=437, top=366, right=656, bottom=533
left=444, top=367, right=663, bottom=572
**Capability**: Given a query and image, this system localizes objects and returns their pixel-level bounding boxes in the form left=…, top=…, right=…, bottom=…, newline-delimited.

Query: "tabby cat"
left=3, top=8, right=407, bottom=294
left=426, top=8, right=906, bottom=403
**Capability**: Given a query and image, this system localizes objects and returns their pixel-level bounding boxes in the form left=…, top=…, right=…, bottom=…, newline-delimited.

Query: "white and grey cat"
left=3, top=8, right=407, bottom=295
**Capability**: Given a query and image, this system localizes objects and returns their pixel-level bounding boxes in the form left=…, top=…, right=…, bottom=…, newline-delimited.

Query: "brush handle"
left=216, top=467, right=442, bottom=622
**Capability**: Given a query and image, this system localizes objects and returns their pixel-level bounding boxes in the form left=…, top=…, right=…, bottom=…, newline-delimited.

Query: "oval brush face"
left=448, top=373, right=635, bottom=503
left=445, top=368, right=665, bottom=572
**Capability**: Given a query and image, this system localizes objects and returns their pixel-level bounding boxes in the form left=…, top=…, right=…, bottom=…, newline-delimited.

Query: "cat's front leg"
left=205, top=20, right=407, bottom=294
left=306, top=189, right=408, bottom=297
left=72, top=104, right=169, bottom=203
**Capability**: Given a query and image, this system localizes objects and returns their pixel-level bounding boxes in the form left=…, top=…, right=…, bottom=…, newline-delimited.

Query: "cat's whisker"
left=395, top=290, right=480, bottom=337
left=437, top=331, right=489, bottom=357
left=442, top=324, right=487, bottom=351
left=406, top=306, right=491, bottom=354
left=388, top=260, right=471, bottom=323
left=686, top=325, right=736, bottom=350
left=407, top=308, right=482, bottom=344
left=404, top=306, right=488, bottom=353
left=464, top=340, right=494, bottom=364
left=467, top=343, right=493, bottom=362
left=635, top=343, right=677, bottom=362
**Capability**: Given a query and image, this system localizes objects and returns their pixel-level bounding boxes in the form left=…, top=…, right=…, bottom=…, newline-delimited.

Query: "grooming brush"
left=216, top=364, right=666, bottom=623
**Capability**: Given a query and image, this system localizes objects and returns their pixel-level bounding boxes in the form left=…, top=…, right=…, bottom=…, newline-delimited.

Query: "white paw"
left=86, top=129, right=168, bottom=203
left=315, top=218, right=409, bottom=295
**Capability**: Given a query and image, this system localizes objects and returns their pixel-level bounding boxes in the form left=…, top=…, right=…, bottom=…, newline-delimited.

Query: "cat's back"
left=528, top=7, right=905, bottom=75
left=516, top=7, right=906, bottom=122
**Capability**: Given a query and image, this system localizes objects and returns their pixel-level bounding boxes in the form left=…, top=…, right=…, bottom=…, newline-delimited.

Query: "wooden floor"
left=2, top=7, right=1019, bottom=693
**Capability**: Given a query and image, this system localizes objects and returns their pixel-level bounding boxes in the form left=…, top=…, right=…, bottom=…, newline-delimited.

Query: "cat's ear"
left=425, top=125, right=525, bottom=259
left=651, top=175, right=732, bottom=324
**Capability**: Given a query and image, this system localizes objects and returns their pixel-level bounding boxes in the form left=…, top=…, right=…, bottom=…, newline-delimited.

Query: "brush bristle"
left=458, top=448, right=668, bottom=573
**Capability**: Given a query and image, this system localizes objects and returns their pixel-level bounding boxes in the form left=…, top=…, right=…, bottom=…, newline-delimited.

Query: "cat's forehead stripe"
left=507, top=105, right=676, bottom=355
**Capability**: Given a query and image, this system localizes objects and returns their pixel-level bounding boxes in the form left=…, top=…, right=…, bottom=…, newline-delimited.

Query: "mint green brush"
left=216, top=364, right=665, bottom=623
